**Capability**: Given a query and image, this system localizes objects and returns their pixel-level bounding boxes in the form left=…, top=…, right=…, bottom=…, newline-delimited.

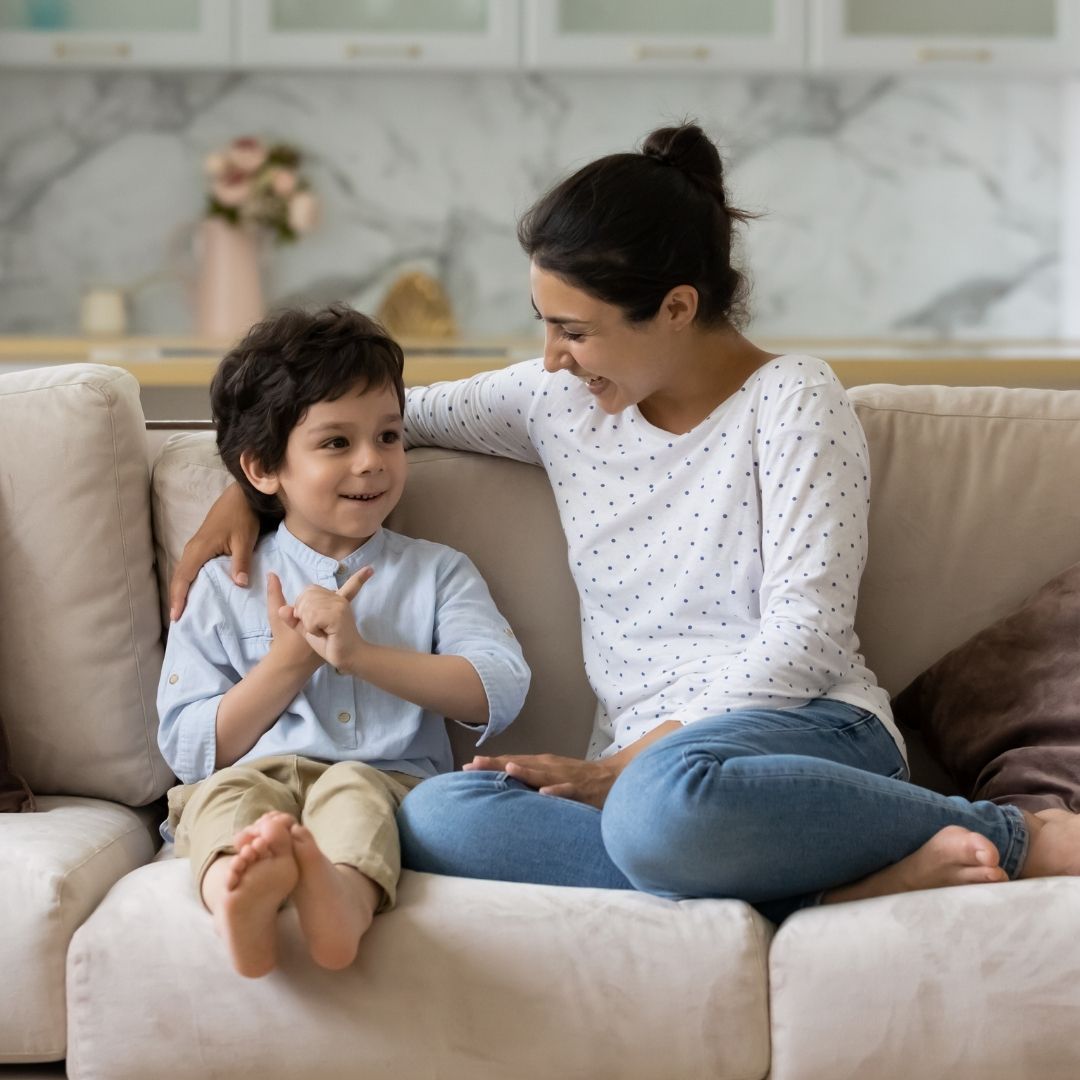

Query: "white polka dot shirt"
left=405, top=355, right=900, bottom=760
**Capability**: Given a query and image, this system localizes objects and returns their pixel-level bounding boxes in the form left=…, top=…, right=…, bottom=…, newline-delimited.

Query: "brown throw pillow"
left=892, top=559, right=1080, bottom=814
left=0, top=709, right=34, bottom=813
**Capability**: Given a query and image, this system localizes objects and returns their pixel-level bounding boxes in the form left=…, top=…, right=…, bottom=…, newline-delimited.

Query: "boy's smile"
left=246, top=380, right=406, bottom=560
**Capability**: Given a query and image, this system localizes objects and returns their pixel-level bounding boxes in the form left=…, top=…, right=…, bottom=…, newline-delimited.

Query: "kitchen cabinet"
left=812, top=0, right=1080, bottom=72
left=0, top=0, right=231, bottom=67
left=4, top=0, right=1080, bottom=75
left=236, top=0, right=518, bottom=69
left=523, top=0, right=805, bottom=71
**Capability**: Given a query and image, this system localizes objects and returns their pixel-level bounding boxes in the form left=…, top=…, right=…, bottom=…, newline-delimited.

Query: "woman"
left=172, top=123, right=1077, bottom=920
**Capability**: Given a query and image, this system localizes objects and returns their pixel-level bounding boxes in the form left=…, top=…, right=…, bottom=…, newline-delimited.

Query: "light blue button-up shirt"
left=157, top=523, right=530, bottom=786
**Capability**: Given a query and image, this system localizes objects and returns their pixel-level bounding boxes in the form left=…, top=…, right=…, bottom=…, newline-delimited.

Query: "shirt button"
left=336, top=564, right=347, bottom=575
left=337, top=711, right=351, bottom=724
left=168, top=673, right=179, bottom=684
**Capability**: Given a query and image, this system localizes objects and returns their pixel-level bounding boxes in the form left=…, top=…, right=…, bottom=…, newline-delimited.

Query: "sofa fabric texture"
left=0, top=365, right=173, bottom=806
left=892, top=558, right=1080, bottom=813
left=850, top=384, right=1080, bottom=698
left=0, top=797, right=156, bottom=1062
left=2, top=365, right=1080, bottom=1079
left=0, top=709, right=34, bottom=812
left=68, top=862, right=772, bottom=1080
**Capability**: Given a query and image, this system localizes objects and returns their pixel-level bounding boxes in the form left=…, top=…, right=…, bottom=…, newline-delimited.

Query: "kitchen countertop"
left=5, top=336, right=1080, bottom=390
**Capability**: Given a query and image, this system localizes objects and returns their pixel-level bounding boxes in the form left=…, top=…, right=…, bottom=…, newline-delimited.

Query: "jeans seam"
left=997, top=803, right=1029, bottom=879
left=689, top=714, right=876, bottom=741
left=677, top=758, right=962, bottom=810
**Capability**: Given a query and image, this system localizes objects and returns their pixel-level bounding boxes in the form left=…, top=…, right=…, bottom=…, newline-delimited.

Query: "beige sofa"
left=1, top=362, right=1078, bottom=1080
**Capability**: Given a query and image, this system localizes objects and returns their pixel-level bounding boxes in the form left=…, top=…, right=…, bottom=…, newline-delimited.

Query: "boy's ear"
left=240, top=450, right=280, bottom=495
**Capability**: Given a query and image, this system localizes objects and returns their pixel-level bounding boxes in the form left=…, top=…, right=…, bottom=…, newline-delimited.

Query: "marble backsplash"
left=0, top=69, right=1061, bottom=340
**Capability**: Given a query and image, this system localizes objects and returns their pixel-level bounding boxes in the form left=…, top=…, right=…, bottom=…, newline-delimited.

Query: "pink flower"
left=287, top=190, right=319, bottom=233
left=269, top=168, right=298, bottom=198
left=203, top=137, right=316, bottom=243
left=203, top=151, right=227, bottom=178
left=212, top=169, right=252, bottom=209
left=227, top=136, right=267, bottom=174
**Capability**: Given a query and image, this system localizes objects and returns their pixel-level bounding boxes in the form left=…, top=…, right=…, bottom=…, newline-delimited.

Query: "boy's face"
left=253, top=380, right=406, bottom=559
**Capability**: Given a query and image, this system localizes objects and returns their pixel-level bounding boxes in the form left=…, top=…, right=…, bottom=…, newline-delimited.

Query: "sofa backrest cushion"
left=850, top=384, right=1080, bottom=697
left=891, top=556, right=1080, bottom=813
left=154, top=384, right=1080, bottom=772
left=0, top=364, right=173, bottom=804
left=151, top=438, right=595, bottom=764
left=0, top=709, right=34, bottom=812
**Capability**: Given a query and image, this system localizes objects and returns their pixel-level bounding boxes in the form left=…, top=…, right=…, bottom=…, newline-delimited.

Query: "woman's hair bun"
left=641, top=122, right=725, bottom=198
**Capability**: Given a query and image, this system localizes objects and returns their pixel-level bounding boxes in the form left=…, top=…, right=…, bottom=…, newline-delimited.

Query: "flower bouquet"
left=196, top=136, right=318, bottom=339
left=203, top=136, right=319, bottom=243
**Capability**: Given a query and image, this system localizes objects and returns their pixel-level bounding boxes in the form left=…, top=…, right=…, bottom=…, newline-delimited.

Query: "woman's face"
left=530, top=262, right=679, bottom=417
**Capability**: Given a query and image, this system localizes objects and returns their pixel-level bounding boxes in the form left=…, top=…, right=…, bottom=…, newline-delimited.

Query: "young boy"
left=157, top=305, right=530, bottom=978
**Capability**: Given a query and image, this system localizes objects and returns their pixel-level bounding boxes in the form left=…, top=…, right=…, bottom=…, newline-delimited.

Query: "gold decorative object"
left=376, top=271, right=457, bottom=341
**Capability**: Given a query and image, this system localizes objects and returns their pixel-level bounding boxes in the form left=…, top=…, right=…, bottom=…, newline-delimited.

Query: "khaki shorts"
left=167, top=754, right=423, bottom=911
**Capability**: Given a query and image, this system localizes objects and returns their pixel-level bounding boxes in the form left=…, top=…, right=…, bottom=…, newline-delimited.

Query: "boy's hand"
left=286, top=567, right=374, bottom=672
left=266, top=573, right=320, bottom=672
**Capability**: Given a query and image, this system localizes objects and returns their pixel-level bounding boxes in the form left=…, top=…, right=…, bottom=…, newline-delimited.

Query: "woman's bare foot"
left=823, top=825, right=1007, bottom=905
left=289, top=823, right=381, bottom=970
left=1019, top=810, right=1080, bottom=878
left=201, top=812, right=299, bottom=978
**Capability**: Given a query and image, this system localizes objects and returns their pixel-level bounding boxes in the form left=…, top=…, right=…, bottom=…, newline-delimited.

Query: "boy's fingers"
left=266, top=572, right=286, bottom=605
left=337, top=566, right=374, bottom=601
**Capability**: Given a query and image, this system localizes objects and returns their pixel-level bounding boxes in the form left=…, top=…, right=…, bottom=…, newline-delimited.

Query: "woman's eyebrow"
left=531, top=298, right=584, bottom=325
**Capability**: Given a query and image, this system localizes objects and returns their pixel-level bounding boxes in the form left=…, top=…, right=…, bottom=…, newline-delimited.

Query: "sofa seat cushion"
left=68, top=860, right=772, bottom=1080
left=767, top=878, right=1080, bottom=1080
left=0, top=797, right=157, bottom=1063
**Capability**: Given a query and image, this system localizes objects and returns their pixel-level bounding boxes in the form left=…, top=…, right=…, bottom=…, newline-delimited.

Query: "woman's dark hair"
left=518, top=122, right=752, bottom=328
left=211, top=304, right=405, bottom=527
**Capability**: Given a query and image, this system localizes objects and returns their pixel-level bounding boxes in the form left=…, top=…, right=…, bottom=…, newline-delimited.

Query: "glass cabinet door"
left=0, top=0, right=231, bottom=66
left=238, top=0, right=519, bottom=69
left=813, top=0, right=1080, bottom=72
left=524, top=0, right=805, bottom=70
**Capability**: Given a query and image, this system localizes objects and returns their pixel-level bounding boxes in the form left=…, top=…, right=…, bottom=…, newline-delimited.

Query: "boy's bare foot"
left=1019, top=810, right=1080, bottom=878
left=289, top=823, right=381, bottom=970
left=823, top=825, right=1007, bottom=905
left=204, top=811, right=299, bottom=978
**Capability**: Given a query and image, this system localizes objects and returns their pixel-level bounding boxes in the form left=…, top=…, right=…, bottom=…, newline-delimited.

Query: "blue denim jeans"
left=398, top=700, right=1029, bottom=922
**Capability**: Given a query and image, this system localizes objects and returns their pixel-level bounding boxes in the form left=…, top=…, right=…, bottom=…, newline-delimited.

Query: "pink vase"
left=195, top=216, right=265, bottom=341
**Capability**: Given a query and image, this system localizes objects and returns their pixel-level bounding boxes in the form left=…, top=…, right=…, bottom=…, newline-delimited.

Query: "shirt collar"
left=274, top=521, right=386, bottom=575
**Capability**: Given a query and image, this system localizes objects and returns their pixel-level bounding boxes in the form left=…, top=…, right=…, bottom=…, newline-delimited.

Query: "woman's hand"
left=169, top=483, right=259, bottom=621
left=463, top=721, right=683, bottom=810
left=464, top=753, right=620, bottom=809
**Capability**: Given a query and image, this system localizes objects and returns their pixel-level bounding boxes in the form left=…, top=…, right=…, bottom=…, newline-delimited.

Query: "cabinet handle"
left=344, top=42, right=422, bottom=60
left=53, top=40, right=132, bottom=60
left=633, top=44, right=710, bottom=62
left=916, top=46, right=992, bottom=64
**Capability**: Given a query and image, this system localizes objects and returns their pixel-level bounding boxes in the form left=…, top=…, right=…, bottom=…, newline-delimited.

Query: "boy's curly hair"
left=211, top=304, right=405, bottom=528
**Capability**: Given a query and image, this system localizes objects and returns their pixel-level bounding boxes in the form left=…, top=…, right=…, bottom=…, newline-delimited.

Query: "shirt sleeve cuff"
left=173, top=697, right=221, bottom=784
left=454, top=650, right=528, bottom=746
